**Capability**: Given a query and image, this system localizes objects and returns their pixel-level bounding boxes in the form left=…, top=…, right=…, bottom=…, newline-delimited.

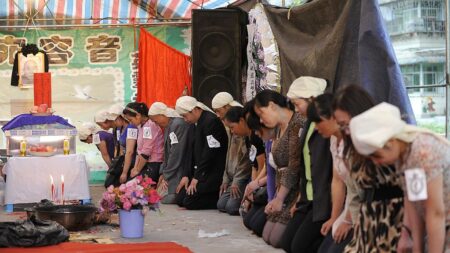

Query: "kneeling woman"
left=123, top=102, right=164, bottom=183
left=148, top=102, right=194, bottom=204
left=350, top=102, right=449, bottom=253
left=253, top=90, right=304, bottom=248
left=78, top=122, right=115, bottom=167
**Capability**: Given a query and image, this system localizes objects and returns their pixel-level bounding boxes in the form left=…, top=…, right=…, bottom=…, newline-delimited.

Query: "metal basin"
left=33, top=205, right=98, bottom=231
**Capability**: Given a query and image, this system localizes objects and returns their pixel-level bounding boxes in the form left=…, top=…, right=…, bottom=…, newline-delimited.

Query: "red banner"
left=137, top=28, right=191, bottom=107
left=34, top=72, right=52, bottom=107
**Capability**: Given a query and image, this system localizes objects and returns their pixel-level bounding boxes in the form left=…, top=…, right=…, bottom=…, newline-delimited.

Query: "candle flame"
left=50, top=175, right=54, bottom=183
left=61, top=175, right=64, bottom=182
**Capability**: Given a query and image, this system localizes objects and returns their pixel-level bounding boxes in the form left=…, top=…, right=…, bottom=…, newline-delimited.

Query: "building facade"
left=380, top=0, right=446, bottom=133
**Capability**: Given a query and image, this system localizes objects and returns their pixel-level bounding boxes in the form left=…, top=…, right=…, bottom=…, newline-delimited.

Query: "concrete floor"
left=0, top=185, right=283, bottom=253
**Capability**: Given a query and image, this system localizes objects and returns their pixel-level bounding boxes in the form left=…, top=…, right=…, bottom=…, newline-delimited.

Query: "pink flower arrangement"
left=99, top=176, right=161, bottom=213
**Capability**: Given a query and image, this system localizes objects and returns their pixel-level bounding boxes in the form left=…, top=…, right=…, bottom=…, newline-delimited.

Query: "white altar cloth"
left=3, top=154, right=90, bottom=204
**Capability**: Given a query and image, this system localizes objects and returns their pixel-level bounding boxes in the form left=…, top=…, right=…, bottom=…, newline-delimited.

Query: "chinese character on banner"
left=0, top=35, right=27, bottom=65
left=39, top=35, right=74, bottom=65
left=85, top=34, right=121, bottom=64
left=129, top=51, right=139, bottom=101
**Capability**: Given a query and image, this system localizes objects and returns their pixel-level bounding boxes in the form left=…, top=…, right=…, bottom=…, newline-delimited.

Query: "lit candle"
left=61, top=175, right=64, bottom=205
left=50, top=175, right=55, bottom=202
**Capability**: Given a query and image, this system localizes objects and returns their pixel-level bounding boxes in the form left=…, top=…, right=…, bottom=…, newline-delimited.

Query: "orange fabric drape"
left=3, top=242, right=192, bottom=253
left=137, top=28, right=191, bottom=107
left=34, top=72, right=52, bottom=107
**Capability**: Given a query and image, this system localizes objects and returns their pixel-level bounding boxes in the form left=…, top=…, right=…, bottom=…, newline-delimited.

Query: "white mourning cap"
left=211, top=92, right=243, bottom=109
left=350, top=102, right=406, bottom=155
left=78, top=122, right=99, bottom=140
left=148, top=102, right=181, bottom=118
left=108, top=104, right=124, bottom=119
left=175, top=96, right=213, bottom=114
left=287, top=76, right=327, bottom=99
left=94, top=110, right=115, bottom=123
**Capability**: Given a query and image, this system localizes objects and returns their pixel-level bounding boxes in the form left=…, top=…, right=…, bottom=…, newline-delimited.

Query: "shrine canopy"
left=0, top=0, right=242, bottom=26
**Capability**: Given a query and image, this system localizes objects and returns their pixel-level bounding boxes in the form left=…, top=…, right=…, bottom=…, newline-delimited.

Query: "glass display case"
left=1, top=114, right=77, bottom=157
left=5, top=129, right=77, bottom=156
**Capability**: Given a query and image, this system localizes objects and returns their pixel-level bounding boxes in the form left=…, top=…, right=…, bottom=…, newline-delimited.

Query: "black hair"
left=243, top=99, right=255, bottom=118
left=224, top=106, right=244, bottom=123
left=307, top=93, right=334, bottom=123
left=242, top=99, right=263, bottom=131
left=123, top=102, right=149, bottom=117
left=254, top=89, right=294, bottom=111
left=246, top=111, right=263, bottom=131
left=332, top=85, right=375, bottom=118
left=332, top=85, right=376, bottom=166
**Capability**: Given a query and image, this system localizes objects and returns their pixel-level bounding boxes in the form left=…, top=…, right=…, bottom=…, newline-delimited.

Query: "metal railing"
left=387, top=18, right=445, bottom=35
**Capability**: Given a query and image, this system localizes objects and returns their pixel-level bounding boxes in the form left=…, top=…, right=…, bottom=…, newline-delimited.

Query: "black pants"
left=281, top=203, right=325, bottom=253
left=140, top=162, right=162, bottom=183
left=318, top=229, right=354, bottom=253
left=243, top=204, right=267, bottom=237
left=176, top=188, right=219, bottom=210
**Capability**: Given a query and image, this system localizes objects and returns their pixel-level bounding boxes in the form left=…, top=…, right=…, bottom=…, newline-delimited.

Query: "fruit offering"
left=30, top=145, right=54, bottom=153
left=31, top=104, right=53, bottom=114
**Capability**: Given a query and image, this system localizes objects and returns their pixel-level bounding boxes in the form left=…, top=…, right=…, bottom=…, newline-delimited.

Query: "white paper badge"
left=143, top=127, right=152, bottom=139
left=169, top=132, right=179, bottom=145
left=116, top=129, right=121, bottom=141
left=404, top=168, right=428, bottom=202
left=93, top=133, right=101, bottom=145
left=206, top=135, right=221, bottom=148
left=249, top=145, right=257, bottom=161
left=127, top=128, right=138, bottom=140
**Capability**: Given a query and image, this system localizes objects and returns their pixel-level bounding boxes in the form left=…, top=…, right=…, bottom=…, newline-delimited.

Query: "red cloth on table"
left=137, top=28, right=191, bottom=108
left=2, top=242, right=192, bottom=253
left=34, top=72, right=52, bottom=107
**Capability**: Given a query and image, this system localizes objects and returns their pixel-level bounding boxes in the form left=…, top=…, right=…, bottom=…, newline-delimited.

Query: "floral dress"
left=344, top=152, right=404, bottom=252
left=396, top=133, right=450, bottom=250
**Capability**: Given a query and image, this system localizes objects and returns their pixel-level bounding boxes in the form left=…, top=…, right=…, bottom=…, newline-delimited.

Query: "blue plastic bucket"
left=119, top=209, right=145, bottom=238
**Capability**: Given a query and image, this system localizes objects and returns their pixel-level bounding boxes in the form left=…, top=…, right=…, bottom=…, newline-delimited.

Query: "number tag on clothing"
left=206, top=135, right=221, bottom=148
left=116, top=129, right=121, bottom=141
left=404, top=168, right=428, bottom=202
left=169, top=132, right=179, bottom=145
left=127, top=128, right=138, bottom=140
left=93, top=133, right=101, bottom=145
left=143, top=127, right=152, bottom=139
left=249, top=145, right=257, bottom=161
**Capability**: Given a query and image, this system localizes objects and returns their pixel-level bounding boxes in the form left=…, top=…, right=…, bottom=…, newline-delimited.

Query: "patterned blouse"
left=396, top=133, right=450, bottom=248
left=270, top=112, right=305, bottom=224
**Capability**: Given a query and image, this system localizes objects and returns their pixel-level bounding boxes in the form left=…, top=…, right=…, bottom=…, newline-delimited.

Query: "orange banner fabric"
left=3, top=242, right=193, bottom=253
left=137, top=28, right=191, bottom=108
left=34, top=72, right=52, bottom=107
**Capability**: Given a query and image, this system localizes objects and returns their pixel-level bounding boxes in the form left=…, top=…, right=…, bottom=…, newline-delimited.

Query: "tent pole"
left=446, top=0, right=450, bottom=138
left=0, top=17, right=189, bottom=22
left=0, top=21, right=191, bottom=30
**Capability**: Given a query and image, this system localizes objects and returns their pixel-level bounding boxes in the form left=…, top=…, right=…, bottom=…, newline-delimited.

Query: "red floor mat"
left=2, top=242, right=193, bottom=253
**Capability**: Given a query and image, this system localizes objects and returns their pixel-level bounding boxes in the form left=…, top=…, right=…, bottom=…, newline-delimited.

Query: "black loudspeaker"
left=192, top=8, right=247, bottom=108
